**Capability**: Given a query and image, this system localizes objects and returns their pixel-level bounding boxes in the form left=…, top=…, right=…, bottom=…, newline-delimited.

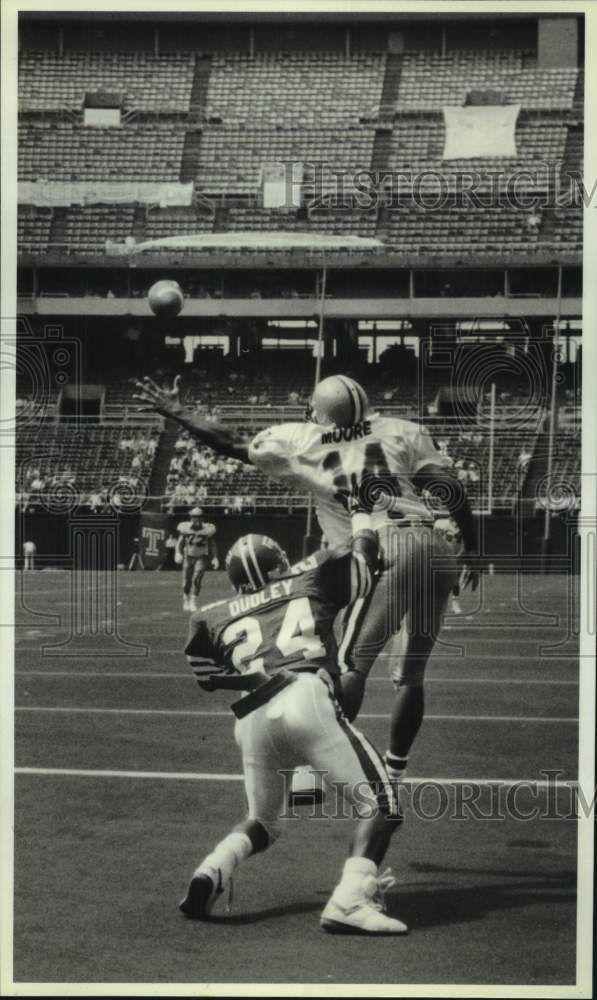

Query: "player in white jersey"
left=134, top=373, right=480, bottom=780
left=176, top=507, right=218, bottom=612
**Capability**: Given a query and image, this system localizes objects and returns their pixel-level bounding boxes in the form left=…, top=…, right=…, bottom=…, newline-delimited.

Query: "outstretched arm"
left=133, top=376, right=250, bottom=463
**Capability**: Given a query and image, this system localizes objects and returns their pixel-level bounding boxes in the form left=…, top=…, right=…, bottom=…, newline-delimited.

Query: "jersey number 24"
left=221, top=597, right=325, bottom=673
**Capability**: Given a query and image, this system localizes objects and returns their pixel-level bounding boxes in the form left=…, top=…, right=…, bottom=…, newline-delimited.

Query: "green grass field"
left=13, top=570, right=581, bottom=987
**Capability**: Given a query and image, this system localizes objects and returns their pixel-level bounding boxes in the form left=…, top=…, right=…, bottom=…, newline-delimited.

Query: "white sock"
left=197, top=831, right=252, bottom=884
left=333, top=856, right=378, bottom=905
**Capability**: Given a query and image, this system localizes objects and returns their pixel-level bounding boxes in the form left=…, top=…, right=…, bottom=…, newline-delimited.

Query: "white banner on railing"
left=18, top=181, right=194, bottom=207
left=442, top=105, right=520, bottom=160
left=260, top=162, right=303, bottom=209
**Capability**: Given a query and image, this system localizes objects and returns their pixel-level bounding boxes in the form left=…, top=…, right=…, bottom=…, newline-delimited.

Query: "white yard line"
left=14, top=766, right=579, bottom=789
left=15, top=705, right=578, bottom=723
left=14, top=670, right=580, bottom=685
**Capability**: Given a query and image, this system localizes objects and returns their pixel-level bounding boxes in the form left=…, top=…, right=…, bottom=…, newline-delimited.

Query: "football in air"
left=147, top=280, right=184, bottom=318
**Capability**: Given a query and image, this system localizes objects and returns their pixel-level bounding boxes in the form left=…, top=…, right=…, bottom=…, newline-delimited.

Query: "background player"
left=22, top=538, right=37, bottom=571
left=176, top=506, right=218, bottom=611
left=135, top=374, right=479, bottom=781
left=181, top=529, right=407, bottom=935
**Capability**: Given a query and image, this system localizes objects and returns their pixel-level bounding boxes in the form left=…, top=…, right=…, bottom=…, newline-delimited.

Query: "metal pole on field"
left=313, top=265, right=327, bottom=387
left=541, top=265, right=563, bottom=570
left=487, top=382, right=496, bottom=515
left=304, top=265, right=327, bottom=554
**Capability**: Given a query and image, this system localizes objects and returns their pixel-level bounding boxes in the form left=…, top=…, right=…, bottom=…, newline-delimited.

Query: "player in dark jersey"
left=179, top=531, right=407, bottom=935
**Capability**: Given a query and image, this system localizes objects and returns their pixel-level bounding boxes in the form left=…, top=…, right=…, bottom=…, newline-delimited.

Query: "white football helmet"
left=307, top=375, right=370, bottom=427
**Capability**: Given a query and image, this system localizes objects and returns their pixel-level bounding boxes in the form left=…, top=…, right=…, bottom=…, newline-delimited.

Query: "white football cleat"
left=182, top=596, right=190, bottom=612
left=188, top=596, right=197, bottom=612
left=179, top=865, right=230, bottom=920
left=321, top=869, right=407, bottom=936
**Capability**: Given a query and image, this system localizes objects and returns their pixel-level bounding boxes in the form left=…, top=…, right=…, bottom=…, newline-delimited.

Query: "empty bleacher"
left=204, top=52, right=385, bottom=126
left=51, top=206, right=136, bottom=252
left=195, top=126, right=377, bottom=196
left=18, top=123, right=185, bottom=181
left=538, top=208, right=583, bottom=249
left=379, top=208, right=544, bottom=253
left=396, top=50, right=578, bottom=112
left=145, top=207, right=215, bottom=239
left=18, top=50, right=195, bottom=113
left=384, top=118, right=568, bottom=182
left=17, top=207, right=53, bottom=252
left=222, top=206, right=378, bottom=237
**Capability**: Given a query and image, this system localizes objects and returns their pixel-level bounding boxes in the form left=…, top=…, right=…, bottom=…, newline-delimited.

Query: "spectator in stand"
left=467, top=463, right=480, bottom=485
left=88, top=490, right=103, bottom=513
left=30, top=473, right=46, bottom=494
left=454, top=459, right=468, bottom=484
left=518, top=447, right=532, bottom=474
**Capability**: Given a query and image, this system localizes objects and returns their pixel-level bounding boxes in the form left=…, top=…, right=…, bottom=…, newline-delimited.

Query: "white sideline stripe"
left=15, top=706, right=578, bottom=723
left=14, top=671, right=580, bottom=686
left=14, top=766, right=579, bottom=789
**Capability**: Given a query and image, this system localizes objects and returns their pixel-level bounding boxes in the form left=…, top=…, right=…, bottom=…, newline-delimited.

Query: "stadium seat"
left=18, top=50, right=195, bottom=114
